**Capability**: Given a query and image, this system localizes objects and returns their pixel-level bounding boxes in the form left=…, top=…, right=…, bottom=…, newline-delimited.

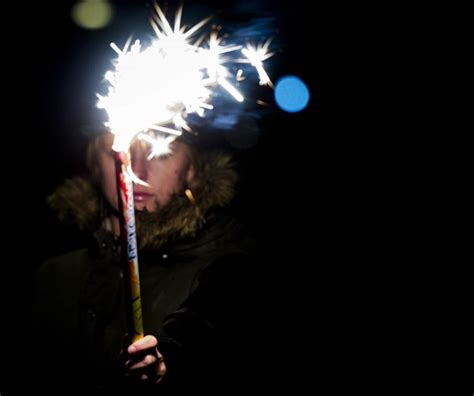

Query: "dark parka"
left=32, top=152, right=257, bottom=394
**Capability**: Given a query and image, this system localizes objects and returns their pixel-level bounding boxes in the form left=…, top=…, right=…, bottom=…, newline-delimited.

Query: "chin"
left=135, top=203, right=157, bottom=212
left=134, top=203, right=146, bottom=212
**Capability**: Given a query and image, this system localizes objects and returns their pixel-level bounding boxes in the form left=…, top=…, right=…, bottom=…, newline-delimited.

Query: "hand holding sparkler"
left=125, top=335, right=167, bottom=384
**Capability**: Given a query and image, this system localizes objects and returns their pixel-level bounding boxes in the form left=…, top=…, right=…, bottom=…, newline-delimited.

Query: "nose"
left=130, top=142, right=149, bottom=181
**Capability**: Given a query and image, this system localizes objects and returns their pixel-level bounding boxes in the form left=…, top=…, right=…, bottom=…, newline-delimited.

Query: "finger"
left=128, top=354, right=157, bottom=370
left=155, top=359, right=167, bottom=383
left=127, top=335, right=158, bottom=354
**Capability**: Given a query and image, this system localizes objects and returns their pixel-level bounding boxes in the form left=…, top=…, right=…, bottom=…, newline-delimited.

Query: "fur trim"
left=48, top=152, right=237, bottom=250
left=47, top=177, right=101, bottom=231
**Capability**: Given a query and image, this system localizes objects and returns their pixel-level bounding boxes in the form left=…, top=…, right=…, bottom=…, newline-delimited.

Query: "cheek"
left=150, top=168, right=187, bottom=204
left=157, top=170, right=183, bottom=193
left=168, top=167, right=188, bottom=191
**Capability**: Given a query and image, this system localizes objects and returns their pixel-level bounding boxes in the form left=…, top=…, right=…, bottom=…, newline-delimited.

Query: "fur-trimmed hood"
left=48, top=151, right=238, bottom=250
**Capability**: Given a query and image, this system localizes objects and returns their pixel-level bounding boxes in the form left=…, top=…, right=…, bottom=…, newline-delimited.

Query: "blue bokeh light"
left=274, top=75, right=310, bottom=113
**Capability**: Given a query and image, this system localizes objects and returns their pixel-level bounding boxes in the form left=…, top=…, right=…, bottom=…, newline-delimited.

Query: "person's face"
left=95, top=133, right=195, bottom=212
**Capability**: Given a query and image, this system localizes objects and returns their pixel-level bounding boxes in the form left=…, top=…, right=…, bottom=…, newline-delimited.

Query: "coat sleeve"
left=155, top=252, right=258, bottom=390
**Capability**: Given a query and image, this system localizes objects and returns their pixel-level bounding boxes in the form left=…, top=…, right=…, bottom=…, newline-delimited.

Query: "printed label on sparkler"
left=127, top=180, right=138, bottom=261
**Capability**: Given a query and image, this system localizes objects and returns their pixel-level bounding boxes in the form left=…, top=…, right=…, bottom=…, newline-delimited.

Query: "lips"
left=133, top=192, right=153, bottom=202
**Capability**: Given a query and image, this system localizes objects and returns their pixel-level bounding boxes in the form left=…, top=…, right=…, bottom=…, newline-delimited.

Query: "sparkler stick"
left=115, top=151, right=144, bottom=344
left=97, top=3, right=274, bottom=345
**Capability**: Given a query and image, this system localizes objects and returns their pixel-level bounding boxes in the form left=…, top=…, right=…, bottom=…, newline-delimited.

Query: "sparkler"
left=97, top=3, right=273, bottom=155
left=115, top=150, right=143, bottom=344
left=97, top=3, right=274, bottom=344
left=240, top=40, right=274, bottom=87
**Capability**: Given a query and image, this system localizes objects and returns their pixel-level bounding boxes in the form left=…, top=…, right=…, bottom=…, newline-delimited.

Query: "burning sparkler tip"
left=99, top=3, right=275, bottom=157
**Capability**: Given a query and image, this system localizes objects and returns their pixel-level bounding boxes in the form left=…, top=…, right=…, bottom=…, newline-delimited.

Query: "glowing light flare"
left=124, top=133, right=176, bottom=186
left=241, top=40, right=274, bottom=86
left=126, top=163, right=150, bottom=187
left=274, top=75, right=310, bottom=113
left=71, top=0, right=113, bottom=30
left=138, top=133, right=176, bottom=159
left=236, top=69, right=245, bottom=81
left=217, top=77, right=244, bottom=102
left=98, top=4, right=273, bottom=157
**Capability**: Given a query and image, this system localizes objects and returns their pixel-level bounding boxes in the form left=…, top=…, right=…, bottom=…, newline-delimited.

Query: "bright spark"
left=240, top=39, right=274, bottom=86
left=98, top=4, right=273, bottom=155
left=138, top=133, right=176, bottom=159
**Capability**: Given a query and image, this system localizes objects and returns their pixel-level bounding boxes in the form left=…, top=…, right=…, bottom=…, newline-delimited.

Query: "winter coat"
left=32, top=151, right=258, bottom=394
left=33, top=216, right=256, bottom=394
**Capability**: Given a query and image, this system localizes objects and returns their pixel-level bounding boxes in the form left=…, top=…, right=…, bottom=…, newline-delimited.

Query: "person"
left=32, top=127, right=257, bottom=394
